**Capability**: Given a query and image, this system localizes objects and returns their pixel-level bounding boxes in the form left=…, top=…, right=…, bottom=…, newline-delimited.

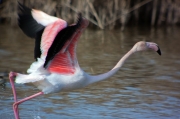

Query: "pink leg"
left=9, top=72, right=44, bottom=119
left=9, top=72, right=18, bottom=102
left=13, top=92, right=44, bottom=119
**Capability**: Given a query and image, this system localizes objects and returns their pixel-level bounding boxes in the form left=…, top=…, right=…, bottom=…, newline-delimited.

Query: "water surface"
left=0, top=25, right=180, bottom=119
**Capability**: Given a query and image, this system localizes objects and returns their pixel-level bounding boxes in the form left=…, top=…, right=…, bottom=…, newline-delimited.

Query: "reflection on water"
left=0, top=24, right=180, bottom=119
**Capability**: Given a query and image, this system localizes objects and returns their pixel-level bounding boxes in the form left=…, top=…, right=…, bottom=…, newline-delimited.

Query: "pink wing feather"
left=47, top=30, right=83, bottom=74
left=41, top=20, right=67, bottom=58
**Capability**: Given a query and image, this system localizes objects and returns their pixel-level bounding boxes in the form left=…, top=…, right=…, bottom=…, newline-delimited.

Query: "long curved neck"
left=87, top=49, right=134, bottom=85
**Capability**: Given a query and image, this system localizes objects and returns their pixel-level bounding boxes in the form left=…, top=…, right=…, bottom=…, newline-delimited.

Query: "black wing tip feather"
left=18, top=2, right=31, bottom=15
left=76, top=13, right=83, bottom=28
left=18, top=2, right=45, bottom=38
left=34, top=28, right=45, bottom=60
left=18, top=2, right=32, bottom=24
left=18, top=3, right=45, bottom=60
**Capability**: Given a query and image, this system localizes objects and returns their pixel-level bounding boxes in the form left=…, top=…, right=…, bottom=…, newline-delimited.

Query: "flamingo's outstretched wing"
left=18, top=3, right=67, bottom=60
left=45, top=14, right=89, bottom=74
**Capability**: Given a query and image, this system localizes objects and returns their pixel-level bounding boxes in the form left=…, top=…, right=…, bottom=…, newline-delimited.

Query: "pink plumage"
left=48, top=28, right=84, bottom=74
left=41, top=20, right=67, bottom=57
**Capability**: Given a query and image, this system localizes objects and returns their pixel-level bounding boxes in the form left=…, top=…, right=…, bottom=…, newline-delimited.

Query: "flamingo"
left=9, top=3, right=161, bottom=119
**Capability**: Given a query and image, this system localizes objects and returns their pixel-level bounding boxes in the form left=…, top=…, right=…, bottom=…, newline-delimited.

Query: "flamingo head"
left=132, top=41, right=161, bottom=55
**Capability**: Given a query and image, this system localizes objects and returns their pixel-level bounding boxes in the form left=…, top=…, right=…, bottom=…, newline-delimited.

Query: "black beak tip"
left=156, top=46, right=161, bottom=55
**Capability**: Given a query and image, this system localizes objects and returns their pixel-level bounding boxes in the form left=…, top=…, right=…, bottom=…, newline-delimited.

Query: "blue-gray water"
left=0, top=24, right=180, bottom=119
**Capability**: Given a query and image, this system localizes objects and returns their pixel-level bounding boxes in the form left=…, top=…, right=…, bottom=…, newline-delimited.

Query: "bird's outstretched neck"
left=87, top=41, right=161, bottom=85
left=87, top=49, right=134, bottom=84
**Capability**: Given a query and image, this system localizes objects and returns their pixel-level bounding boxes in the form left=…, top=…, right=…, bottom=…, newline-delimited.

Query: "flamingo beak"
left=147, top=42, right=162, bottom=55
left=156, top=46, right=161, bottom=55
